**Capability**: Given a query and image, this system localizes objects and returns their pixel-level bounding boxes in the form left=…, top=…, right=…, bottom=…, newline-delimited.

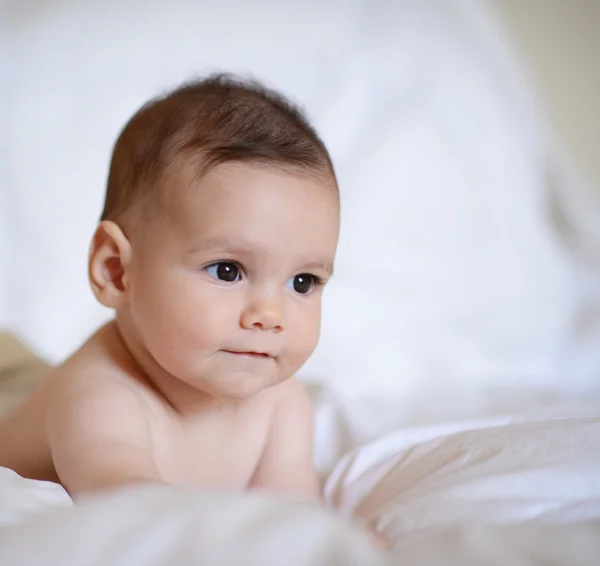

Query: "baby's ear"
left=88, top=221, right=132, bottom=309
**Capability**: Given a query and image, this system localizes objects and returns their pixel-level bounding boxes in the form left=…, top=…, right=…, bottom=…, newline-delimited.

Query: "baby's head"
left=89, top=74, right=339, bottom=401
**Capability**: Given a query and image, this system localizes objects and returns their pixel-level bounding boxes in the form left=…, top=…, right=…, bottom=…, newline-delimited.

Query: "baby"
left=0, top=74, right=339, bottom=500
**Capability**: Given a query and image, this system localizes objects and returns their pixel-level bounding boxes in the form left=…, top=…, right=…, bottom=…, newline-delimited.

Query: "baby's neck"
left=107, top=317, right=235, bottom=416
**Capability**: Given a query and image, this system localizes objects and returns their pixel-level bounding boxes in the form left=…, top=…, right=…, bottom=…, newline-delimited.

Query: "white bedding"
left=2, top=401, right=600, bottom=565
left=3, top=0, right=600, bottom=563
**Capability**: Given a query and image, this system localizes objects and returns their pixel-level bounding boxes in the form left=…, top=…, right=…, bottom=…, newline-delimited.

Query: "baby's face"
left=126, top=162, right=339, bottom=399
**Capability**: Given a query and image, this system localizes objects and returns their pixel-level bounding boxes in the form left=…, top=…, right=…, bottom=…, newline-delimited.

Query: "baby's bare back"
left=0, top=325, right=277, bottom=494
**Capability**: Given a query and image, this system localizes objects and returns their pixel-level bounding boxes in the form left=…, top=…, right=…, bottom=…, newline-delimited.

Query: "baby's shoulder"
left=4, top=325, right=147, bottom=437
left=49, top=324, right=148, bottom=403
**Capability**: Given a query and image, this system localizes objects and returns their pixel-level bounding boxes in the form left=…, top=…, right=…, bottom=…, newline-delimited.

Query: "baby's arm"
left=46, top=377, right=162, bottom=496
left=251, top=379, right=389, bottom=550
left=250, top=378, right=321, bottom=502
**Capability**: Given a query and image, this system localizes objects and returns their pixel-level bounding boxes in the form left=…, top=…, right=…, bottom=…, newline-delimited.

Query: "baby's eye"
left=287, top=274, right=320, bottom=295
left=205, top=262, right=242, bottom=283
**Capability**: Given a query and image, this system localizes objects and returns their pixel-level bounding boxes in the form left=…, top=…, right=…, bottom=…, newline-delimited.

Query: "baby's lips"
left=222, top=349, right=276, bottom=358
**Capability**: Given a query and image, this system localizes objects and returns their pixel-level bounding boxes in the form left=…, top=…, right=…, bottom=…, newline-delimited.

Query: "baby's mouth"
left=222, top=350, right=273, bottom=359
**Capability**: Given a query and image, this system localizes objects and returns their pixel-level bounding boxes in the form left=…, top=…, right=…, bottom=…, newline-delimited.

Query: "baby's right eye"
left=205, top=262, right=242, bottom=283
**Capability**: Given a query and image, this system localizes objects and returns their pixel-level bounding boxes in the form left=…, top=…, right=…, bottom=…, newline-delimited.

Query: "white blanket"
left=2, top=406, right=600, bottom=565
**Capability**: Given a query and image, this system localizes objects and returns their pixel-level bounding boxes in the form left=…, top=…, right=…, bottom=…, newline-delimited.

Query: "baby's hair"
left=101, top=73, right=335, bottom=224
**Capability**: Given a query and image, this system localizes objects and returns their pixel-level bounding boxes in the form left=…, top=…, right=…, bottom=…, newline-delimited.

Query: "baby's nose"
left=240, top=294, right=284, bottom=332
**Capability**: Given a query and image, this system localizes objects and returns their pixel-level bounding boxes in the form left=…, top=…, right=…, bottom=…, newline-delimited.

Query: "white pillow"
left=324, top=414, right=600, bottom=541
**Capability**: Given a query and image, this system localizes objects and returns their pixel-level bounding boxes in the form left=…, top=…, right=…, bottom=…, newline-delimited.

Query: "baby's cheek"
left=298, top=311, right=322, bottom=353
left=284, top=332, right=320, bottom=377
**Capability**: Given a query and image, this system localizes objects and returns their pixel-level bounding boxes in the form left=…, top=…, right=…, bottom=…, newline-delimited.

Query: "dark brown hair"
left=101, top=73, right=335, bottom=223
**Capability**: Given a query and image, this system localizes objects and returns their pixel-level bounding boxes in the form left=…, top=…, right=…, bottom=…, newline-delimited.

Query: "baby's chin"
left=179, top=368, right=285, bottom=401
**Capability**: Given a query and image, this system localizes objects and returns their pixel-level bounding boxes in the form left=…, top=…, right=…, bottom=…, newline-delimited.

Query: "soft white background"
left=2, top=0, right=600, bottom=408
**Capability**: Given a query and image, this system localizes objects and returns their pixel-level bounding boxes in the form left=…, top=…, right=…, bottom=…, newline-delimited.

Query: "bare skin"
left=0, top=162, right=386, bottom=546
left=0, top=163, right=336, bottom=500
left=0, top=322, right=318, bottom=498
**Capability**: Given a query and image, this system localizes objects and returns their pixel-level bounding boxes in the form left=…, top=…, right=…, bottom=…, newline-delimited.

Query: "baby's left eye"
left=287, top=274, right=319, bottom=295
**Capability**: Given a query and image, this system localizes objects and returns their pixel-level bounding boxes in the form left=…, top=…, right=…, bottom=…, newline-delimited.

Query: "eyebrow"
left=186, top=237, right=334, bottom=275
left=299, top=261, right=334, bottom=276
left=186, top=237, right=260, bottom=257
